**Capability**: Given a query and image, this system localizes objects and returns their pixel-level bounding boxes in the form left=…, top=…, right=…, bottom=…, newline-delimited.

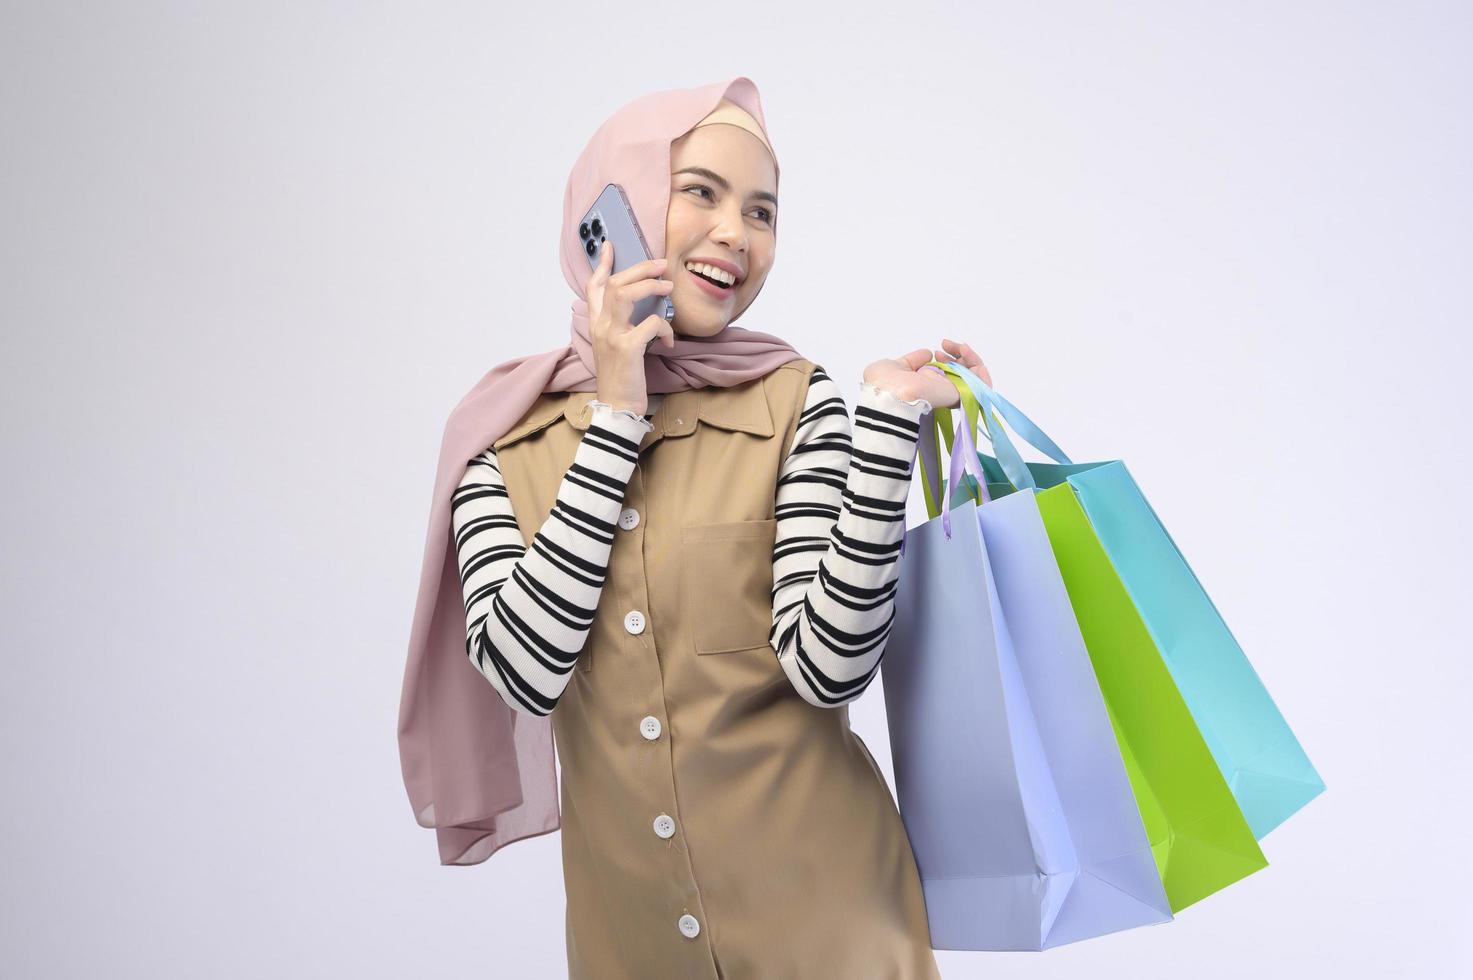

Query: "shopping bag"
left=941, top=363, right=1325, bottom=840
left=930, top=365, right=1273, bottom=911
left=881, top=385, right=1171, bottom=950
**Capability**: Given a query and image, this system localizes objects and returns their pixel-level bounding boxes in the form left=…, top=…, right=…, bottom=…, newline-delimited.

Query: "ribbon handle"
left=917, top=363, right=984, bottom=518
left=914, top=362, right=994, bottom=535
left=938, top=393, right=993, bottom=537
left=934, top=363, right=1074, bottom=493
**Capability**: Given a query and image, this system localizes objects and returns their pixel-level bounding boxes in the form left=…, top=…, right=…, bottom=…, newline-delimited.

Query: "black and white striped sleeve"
left=450, top=403, right=653, bottom=717
left=768, top=365, right=932, bottom=708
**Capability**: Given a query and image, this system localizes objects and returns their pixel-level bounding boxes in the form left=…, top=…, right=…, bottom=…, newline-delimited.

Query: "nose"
left=708, top=200, right=748, bottom=253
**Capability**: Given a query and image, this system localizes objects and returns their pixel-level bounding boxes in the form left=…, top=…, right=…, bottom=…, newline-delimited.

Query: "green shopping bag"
left=921, top=363, right=1268, bottom=912
left=1036, top=484, right=1267, bottom=911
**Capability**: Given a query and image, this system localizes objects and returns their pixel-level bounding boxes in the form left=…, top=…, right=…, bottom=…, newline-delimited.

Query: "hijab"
left=397, top=77, right=807, bottom=866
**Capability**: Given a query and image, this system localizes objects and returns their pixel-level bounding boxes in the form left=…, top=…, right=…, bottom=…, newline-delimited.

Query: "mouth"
left=684, top=262, right=739, bottom=300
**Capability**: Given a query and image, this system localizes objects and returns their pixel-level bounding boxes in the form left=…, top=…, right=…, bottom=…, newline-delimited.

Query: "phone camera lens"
left=579, top=222, right=590, bottom=239
left=591, top=218, right=603, bottom=236
left=585, top=239, right=596, bottom=257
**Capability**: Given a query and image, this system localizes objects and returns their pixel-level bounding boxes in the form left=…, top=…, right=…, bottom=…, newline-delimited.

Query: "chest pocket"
left=680, top=518, right=779, bottom=655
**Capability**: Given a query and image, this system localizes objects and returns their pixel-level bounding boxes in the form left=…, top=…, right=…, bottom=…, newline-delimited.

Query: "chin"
left=668, top=278, right=756, bottom=337
left=672, top=317, right=725, bottom=338
left=671, top=302, right=736, bottom=337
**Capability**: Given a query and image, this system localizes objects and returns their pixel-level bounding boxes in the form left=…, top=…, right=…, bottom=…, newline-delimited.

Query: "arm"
left=450, top=403, right=653, bottom=717
left=768, top=364, right=932, bottom=707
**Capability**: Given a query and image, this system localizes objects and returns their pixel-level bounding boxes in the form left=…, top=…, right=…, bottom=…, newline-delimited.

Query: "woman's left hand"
left=863, top=338, right=992, bottom=410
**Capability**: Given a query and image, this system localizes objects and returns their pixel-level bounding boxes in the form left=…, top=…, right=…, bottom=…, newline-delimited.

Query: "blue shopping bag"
left=941, top=363, right=1325, bottom=839
left=882, top=396, right=1171, bottom=951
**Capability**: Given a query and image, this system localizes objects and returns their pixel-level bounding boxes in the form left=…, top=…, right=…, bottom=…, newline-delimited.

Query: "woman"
left=399, top=76, right=990, bottom=979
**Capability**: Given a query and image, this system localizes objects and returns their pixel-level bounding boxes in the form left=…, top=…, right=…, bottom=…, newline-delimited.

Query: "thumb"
left=901, top=347, right=933, bottom=370
left=632, top=313, right=674, bottom=348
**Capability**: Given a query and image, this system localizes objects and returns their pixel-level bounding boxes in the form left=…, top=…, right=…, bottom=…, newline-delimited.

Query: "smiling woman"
left=399, top=76, right=945, bottom=980
left=663, top=103, right=781, bottom=338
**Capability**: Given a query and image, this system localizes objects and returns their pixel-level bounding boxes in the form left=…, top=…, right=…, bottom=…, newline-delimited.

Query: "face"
left=664, top=123, right=779, bottom=337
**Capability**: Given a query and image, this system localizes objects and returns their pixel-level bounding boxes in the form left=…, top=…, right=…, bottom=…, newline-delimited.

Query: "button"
left=640, top=715, right=662, bottom=740
left=678, top=913, right=701, bottom=938
left=624, top=610, right=645, bottom=634
left=618, top=507, right=640, bottom=530
left=653, top=814, right=676, bottom=839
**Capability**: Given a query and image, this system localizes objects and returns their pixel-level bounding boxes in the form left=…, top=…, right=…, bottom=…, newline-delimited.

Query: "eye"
left=682, top=184, right=774, bottom=225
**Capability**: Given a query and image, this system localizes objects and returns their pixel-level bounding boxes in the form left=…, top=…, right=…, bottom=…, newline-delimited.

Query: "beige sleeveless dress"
left=491, top=357, right=941, bottom=980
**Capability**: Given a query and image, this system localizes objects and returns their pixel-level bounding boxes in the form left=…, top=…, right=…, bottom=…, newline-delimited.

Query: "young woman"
left=399, top=76, right=990, bottom=980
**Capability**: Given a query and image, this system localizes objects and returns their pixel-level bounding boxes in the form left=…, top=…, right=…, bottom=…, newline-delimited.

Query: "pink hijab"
left=398, top=76, right=808, bottom=866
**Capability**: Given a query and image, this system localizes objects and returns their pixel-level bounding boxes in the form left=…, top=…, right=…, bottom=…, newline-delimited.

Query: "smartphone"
left=578, top=183, right=675, bottom=325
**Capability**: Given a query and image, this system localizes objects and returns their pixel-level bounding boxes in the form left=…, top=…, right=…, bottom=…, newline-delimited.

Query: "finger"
left=924, top=379, right=960, bottom=409
left=940, top=339, right=990, bottom=383
left=947, top=338, right=983, bottom=367
left=590, top=239, right=614, bottom=283
left=617, top=277, right=676, bottom=304
left=900, top=347, right=932, bottom=370
left=949, top=340, right=991, bottom=382
left=933, top=348, right=963, bottom=369
left=608, top=256, right=669, bottom=287
left=632, top=313, right=672, bottom=347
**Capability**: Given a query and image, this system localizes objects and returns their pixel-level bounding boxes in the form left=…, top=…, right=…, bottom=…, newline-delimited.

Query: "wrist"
left=883, top=385, right=921, bottom=403
left=860, top=371, right=917, bottom=404
left=593, top=394, right=646, bottom=416
left=860, top=379, right=920, bottom=403
left=859, top=380, right=932, bottom=415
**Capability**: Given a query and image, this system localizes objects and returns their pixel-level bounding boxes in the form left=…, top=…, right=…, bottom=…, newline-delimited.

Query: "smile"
left=685, top=264, right=737, bottom=300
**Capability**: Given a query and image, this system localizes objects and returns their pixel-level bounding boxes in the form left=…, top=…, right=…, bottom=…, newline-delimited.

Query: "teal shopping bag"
left=938, top=364, right=1324, bottom=839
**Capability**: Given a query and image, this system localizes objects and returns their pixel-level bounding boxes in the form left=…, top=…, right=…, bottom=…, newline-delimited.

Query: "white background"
left=3, top=1, right=1468, bottom=976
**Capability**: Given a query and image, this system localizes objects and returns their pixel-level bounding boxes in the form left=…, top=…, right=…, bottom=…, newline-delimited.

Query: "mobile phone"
left=578, top=183, right=676, bottom=325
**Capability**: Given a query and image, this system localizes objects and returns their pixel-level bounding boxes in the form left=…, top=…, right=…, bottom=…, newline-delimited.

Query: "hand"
left=587, top=239, right=676, bottom=415
left=862, top=338, right=993, bottom=411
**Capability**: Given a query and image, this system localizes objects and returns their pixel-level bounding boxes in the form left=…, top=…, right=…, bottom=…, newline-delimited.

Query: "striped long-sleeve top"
left=450, top=365, right=932, bottom=716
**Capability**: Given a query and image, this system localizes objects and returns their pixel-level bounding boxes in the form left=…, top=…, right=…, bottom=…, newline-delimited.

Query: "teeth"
left=684, top=261, right=736, bottom=286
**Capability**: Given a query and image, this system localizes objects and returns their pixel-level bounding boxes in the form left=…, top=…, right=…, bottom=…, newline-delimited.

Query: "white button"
left=640, top=715, right=662, bottom=740
left=618, top=507, right=640, bottom=530
left=624, top=610, right=645, bottom=634
left=678, top=913, right=701, bottom=938
left=653, top=814, right=676, bottom=839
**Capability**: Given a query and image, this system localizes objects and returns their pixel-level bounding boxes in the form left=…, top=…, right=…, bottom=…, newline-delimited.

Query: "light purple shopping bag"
left=882, top=403, right=1172, bottom=951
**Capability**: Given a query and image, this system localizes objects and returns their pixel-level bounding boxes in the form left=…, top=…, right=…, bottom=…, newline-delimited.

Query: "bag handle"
left=916, top=363, right=980, bottom=517
left=917, top=361, right=1028, bottom=510
left=938, top=390, right=994, bottom=537
left=902, top=362, right=975, bottom=558
left=937, top=362, right=1074, bottom=493
left=913, top=362, right=995, bottom=537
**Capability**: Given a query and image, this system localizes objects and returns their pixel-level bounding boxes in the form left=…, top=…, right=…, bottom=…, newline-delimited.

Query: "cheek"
left=746, top=249, right=775, bottom=288
left=664, top=202, right=698, bottom=250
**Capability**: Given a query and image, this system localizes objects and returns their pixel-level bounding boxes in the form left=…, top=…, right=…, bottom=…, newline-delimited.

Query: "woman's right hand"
left=587, top=239, right=675, bottom=416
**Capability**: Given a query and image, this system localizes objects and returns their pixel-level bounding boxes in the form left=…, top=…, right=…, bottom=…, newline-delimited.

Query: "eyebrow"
left=673, top=166, right=778, bottom=208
